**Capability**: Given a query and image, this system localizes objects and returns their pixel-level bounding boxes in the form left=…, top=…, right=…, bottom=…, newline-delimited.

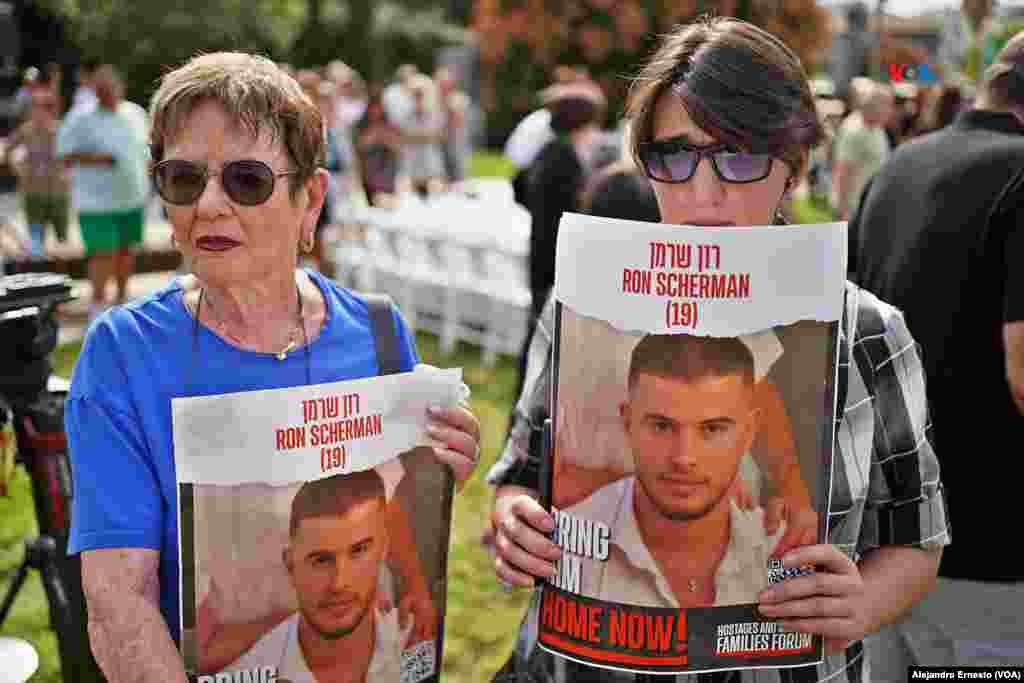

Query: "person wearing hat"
left=523, top=78, right=606, bottom=319
left=509, top=78, right=607, bottom=396
left=504, top=67, right=592, bottom=200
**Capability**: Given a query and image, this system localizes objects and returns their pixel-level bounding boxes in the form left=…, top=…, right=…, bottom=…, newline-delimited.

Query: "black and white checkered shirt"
left=487, top=283, right=950, bottom=683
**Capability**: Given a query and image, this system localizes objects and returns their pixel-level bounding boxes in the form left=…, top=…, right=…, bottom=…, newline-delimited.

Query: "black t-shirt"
left=525, top=138, right=584, bottom=314
left=849, top=109, right=1024, bottom=581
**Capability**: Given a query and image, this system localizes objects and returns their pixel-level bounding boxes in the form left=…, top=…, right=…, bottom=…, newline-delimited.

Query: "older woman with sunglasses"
left=65, top=53, right=481, bottom=682
left=488, top=18, right=948, bottom=683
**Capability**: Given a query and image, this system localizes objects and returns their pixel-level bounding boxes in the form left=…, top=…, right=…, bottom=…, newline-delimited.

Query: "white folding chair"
left=354, top=206, right=401, bottom=293
left=332, top=204, right=371, bottom=290
left=479, top=242, right=532, bottom=366
left=391, top=228, right=448, bottom=334
left=437, top=236, right=493, bottom=356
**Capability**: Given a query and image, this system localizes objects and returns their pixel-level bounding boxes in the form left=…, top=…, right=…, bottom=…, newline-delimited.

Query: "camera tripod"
left=0, top=535, right=70, bottom=634
left=0, top=273, right=105, bottom=681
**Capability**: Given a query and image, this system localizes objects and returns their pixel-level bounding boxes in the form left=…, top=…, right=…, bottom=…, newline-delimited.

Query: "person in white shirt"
left=225, top=469, right=408, bottom=682
left=382, top=64, right=418, bottom=129
left=504, top=108, right=554, bottom=172
left=561, top=333, right=790, bottom=609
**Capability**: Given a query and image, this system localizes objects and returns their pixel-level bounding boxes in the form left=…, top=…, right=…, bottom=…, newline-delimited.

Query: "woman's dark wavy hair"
left=626, top=17, right=824, bottom=182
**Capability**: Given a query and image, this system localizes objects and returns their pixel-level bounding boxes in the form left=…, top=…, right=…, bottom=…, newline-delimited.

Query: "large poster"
left=172, top=367, right=466, bottom=683
left=539, top=214, right=846, bottom=675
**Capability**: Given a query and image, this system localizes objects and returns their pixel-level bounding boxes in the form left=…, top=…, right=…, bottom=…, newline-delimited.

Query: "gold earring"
left=301, top=235, right=315, bottom=253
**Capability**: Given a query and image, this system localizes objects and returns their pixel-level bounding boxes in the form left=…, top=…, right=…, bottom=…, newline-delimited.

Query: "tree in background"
left=22, top=0, right=471, bottom=111
left=28, top=0, right=299, bottom=107
left=473, top=0, right=831, bottom=145
left=290, top=0, right=459, bottom=82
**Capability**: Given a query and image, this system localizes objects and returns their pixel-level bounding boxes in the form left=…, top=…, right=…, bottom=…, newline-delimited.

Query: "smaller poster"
left=172, top=366, right=466, bottom=683
left=539, top=213, right=846, bottom=675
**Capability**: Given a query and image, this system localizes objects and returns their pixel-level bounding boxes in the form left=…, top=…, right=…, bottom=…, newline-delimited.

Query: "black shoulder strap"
left=835, top=285, right=855, bottom=421
left=363, top=292, right=403, bottom=376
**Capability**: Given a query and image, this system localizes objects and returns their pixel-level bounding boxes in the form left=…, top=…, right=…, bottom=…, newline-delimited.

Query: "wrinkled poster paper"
left=173, top=367, right=466, bottom=683
left=539, top=214, right=845, bottom=675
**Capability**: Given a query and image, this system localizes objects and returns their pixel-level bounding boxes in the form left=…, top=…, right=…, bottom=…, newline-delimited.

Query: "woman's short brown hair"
left=626, top=17, right=823, bottom=178
left=149, top=52, right=324, bottom=197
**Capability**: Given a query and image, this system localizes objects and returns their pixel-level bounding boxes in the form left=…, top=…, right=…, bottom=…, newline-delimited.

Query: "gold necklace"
left=192, top=285, right=305, bottom=360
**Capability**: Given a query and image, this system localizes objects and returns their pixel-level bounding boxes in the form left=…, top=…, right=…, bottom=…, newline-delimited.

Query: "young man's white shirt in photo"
left=224, top=606, right=410, bottom=682
left=563, top=477, right=785, bottom=607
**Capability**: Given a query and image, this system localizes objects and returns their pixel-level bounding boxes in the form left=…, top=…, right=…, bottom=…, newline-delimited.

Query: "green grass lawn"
left=791, top=195, right=836, bottom=225
left=468, top=151, right=518, bottom=179
left=0, top=470, right=62, bottom=682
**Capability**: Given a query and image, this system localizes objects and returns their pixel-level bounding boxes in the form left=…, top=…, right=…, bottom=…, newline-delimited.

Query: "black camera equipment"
left=0, top=272, right=105, bottom=681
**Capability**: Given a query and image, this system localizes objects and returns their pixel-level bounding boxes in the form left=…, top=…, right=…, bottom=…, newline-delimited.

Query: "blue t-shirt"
left=65, top=269, right=418, bottom=645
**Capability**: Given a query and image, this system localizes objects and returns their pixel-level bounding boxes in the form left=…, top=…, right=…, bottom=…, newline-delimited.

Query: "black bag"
left=364, top=292, right=404, bottom=376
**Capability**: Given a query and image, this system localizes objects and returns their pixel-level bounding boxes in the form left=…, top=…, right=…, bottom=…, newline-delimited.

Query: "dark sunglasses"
left=638, top=138, right=775, bottom=184
left=152, top=159, right=299, bottom=206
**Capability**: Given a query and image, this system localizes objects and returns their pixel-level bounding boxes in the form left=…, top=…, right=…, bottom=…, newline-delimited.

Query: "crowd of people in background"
left=848, top=30, right=1024, bottom=674
left=501, top=58, right=1009, bottom=335
left=0, top=45, right=1006, bottom=289
left=0, top=45, right=1008, bottom=378
left=806, top=75, right=983, bottom=219
left=0, top=57, right=478, bottom=282
left=285, top=59, right=476, bottom=213
left=0, top=6, right=1020, bottom=681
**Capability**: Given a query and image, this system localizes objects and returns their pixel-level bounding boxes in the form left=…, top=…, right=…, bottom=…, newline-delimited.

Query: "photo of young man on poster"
left=223, top=469, right=406, bottom=682
left=559, top=333, right=817, bottom=609
left=552, top=318, right=818, bottom=561
left=189, top=448, right=448, bottom=682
